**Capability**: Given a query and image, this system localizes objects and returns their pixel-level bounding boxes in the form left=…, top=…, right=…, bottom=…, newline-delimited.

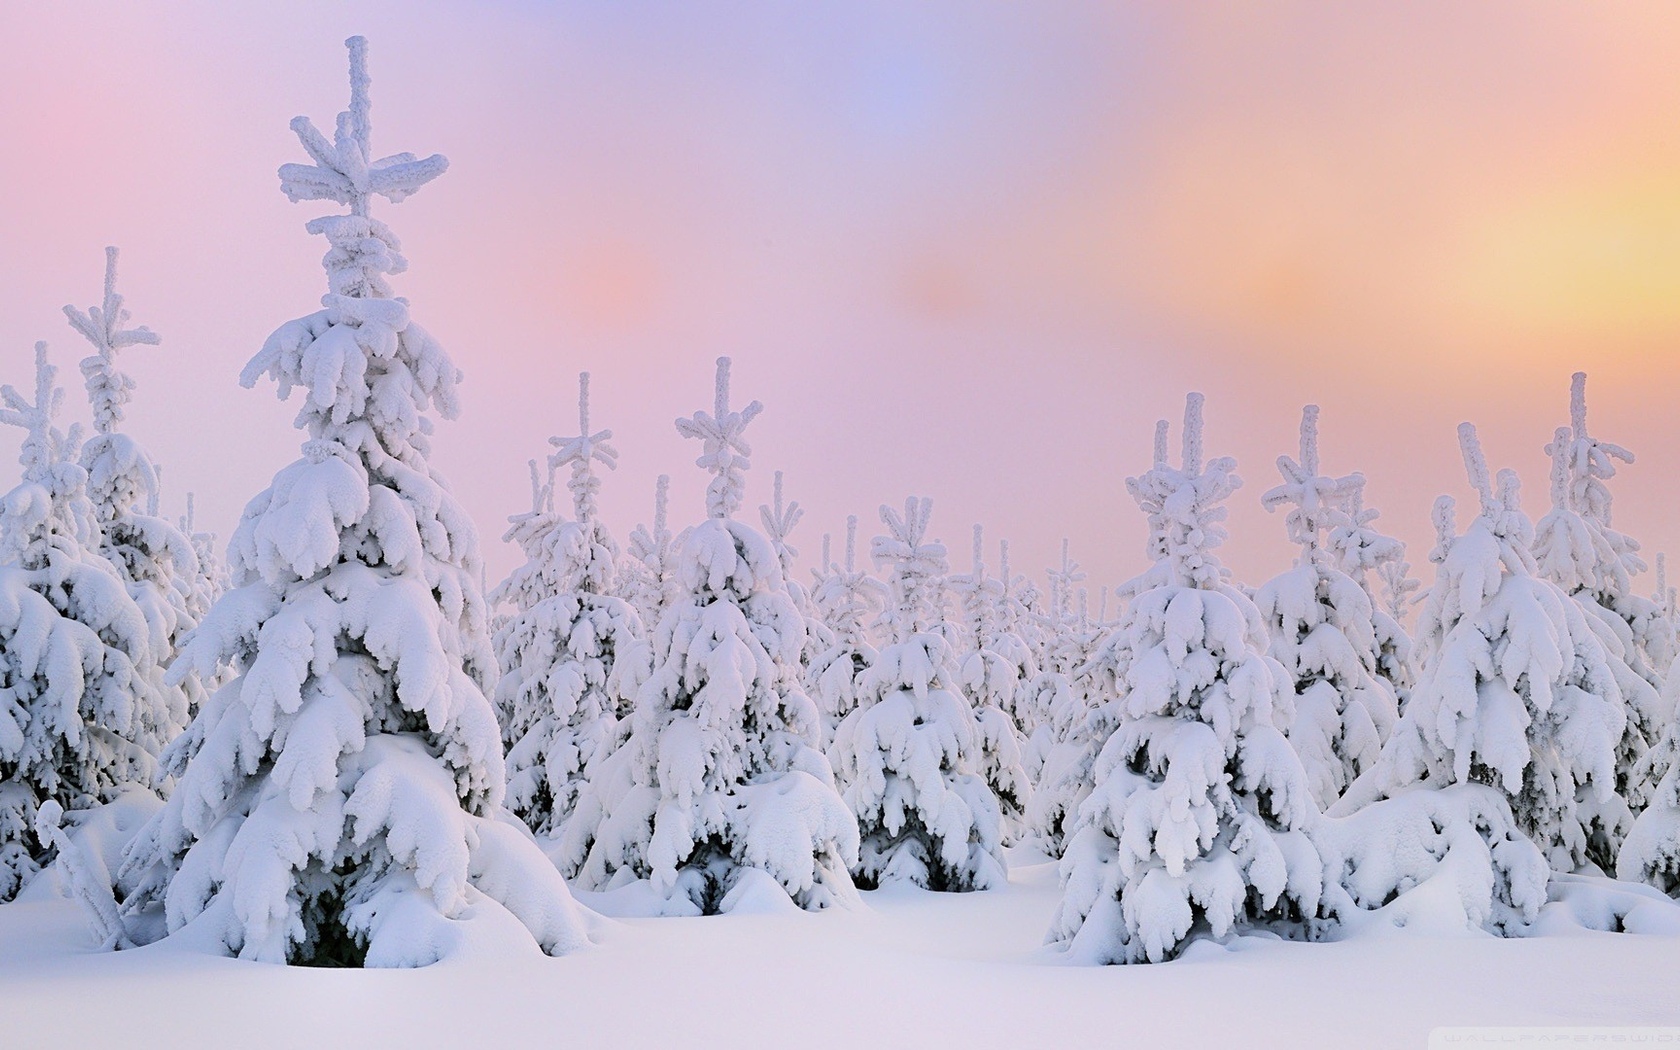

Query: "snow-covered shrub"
left=491, top=374, right=648, bottom=838
left=1337, top=424, right=1626, bottom=876
left=1050, top=395, right=1325, bottom=964
left=0, top=345, right=174, bottom=902
left=1255, top=405, right=1400, bottom=809
left=949, top=525, right=1034, bottom=841
left=560, top=358, right=857, bottom=913
left=114, top=37, right=590, bottom=966
left=830, top=497, right=1006, bottom=891
left=67, top=247, right=205, bottom=723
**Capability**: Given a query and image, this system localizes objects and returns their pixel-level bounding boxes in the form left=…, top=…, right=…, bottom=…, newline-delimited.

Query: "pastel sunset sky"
left=4, top=1, right=1680, bottom=599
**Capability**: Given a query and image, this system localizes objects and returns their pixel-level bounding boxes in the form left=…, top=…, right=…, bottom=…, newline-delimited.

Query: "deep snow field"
left=3, top=850, right=1675, bottom=1050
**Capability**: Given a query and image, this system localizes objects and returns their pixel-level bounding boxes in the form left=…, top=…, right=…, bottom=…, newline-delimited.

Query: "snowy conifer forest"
left=5, top=16, right=1680, bottom=1050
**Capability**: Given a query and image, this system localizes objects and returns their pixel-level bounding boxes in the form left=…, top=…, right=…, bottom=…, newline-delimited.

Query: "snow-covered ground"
left=3, top=854, right=1675, bottom=1049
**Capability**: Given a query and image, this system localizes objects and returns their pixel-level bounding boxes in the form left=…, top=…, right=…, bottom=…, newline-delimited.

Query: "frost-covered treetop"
left=277, top=35, right=448, bottom=218
left=1261, top=404, right=1363, bottom=566
left=1326, top=478, right=1407, bottom=583
left=1533, top=373, right=1644, bottom=601
left=1124, top=392, right=1240, bottom=590
left=2, top=344, right=82, bottom=493
left=0, top=344, right=89, bottom=565
left=64, top=247, right=159, bottom=436
left=675, top=356, right=762, bottom=520
left=548, top=371, right=617, bottom=525
left=872, top=496, right=947, bottom=644
left=1045, top=538, right=1085, bottom=625
left=1460, top=422, right=1534, bottom=565
left=1557, top=372, right=1631, bottom=528
left=814, top=514, right=885, bottom=645
left=759, top=470, right=803, bottom=578
left=243, top=34, right=462, bottom=485
left=628, top=473, right=673, bottom=577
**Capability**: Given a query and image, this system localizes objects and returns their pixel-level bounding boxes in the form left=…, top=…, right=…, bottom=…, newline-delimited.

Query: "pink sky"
left=4, top=1, right=1680, bottom=601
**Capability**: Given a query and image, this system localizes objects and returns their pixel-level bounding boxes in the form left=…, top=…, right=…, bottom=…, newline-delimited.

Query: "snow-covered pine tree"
left=619, top=474, right=675, bottom=633
left=67, top=247, right=205, bottom=725
left=492, top=373, right=648, bottom=839
left=829, top=497, right=1006, bottom=891
left=1325, top=477, right=1417, bottom=712
left=949, top=524, right=1034, bottom=841
left=1025, top=541, right=1110, bottom=858
left=1531, top=374, right=1673, bottom=818
left=807, top=515, right=884, bottom=738
left=1050, top=394, right=1324, bottom=964
left=562, top=357, right=856, bottom=913
left=178, top=493, right=229, bottom=629
left=1255, top=405, right=1401, bottom=809
left=114, top=37, right=589, bottom=966
left=1336, top=423, right=1626, bottom=876
left=760, top=470, right=835, bottom=695
left=0, top=344, right=173, bottom=902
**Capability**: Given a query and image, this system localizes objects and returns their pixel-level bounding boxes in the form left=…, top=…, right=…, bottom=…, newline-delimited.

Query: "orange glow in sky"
left=3, top=1, right=1680, bottom=597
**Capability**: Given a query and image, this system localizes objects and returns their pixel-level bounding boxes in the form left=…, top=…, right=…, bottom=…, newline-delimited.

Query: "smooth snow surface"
left=1, top=854, right=1674, bottom=1048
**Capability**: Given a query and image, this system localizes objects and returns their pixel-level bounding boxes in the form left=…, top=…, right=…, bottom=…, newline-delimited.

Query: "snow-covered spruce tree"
left=1049, top=394, right=1324, bottom=964
left=619, top=474, right=675, bottom=633
left=1254, top=406, right=1400, bottom=809
left=1532, top=374, right=1672, bottom=815
left=806, top=515, right=883, bottom=739
left=1025, top=541, right=1109, bottom=858
left=949, top=524, right=1034, bottom=840
left=491, top=374, right=648, bottom=839
left=828, top=497, right=1006, bottom=891
left=1335, top=424, right=1626, bottom=875
left=0, top=344, right=174, bottom=902
left=68, top=247, right=204, bottom=725
left=114, top=38, right=589, bottom=966
left=562, top=358, right=856, bottom=913
left=178, top=493, right=229, bottom=630
left=1325, top=477, right=1417, bottom=713
left=759, top=470, right=835, bottom=694
left=1621, top=561, right=1680, bottom=893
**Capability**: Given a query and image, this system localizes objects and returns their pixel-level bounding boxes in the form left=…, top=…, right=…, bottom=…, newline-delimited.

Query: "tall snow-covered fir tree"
left=1336, top=424, right=1626, bottom=875
left=1254, top=406, right=1401, bottom=809
left=491, top=373, right=648, bottom=839
left=1050, top=394, right=1325, bottom=964
left=830, top=497, right=1007, bottom=891
left=948, top=524, right=1034, bottom=841
left=0, top=345, right=176, bottom=902
left=1531, top=374, right=1672, bottom=815
left=67, top=247, right=205, bottom=724
left=560, top=358, right=856, bottom=913
left=806, top=515, right=884, bottom=739
left=114, top=37, right=590, bottom=966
